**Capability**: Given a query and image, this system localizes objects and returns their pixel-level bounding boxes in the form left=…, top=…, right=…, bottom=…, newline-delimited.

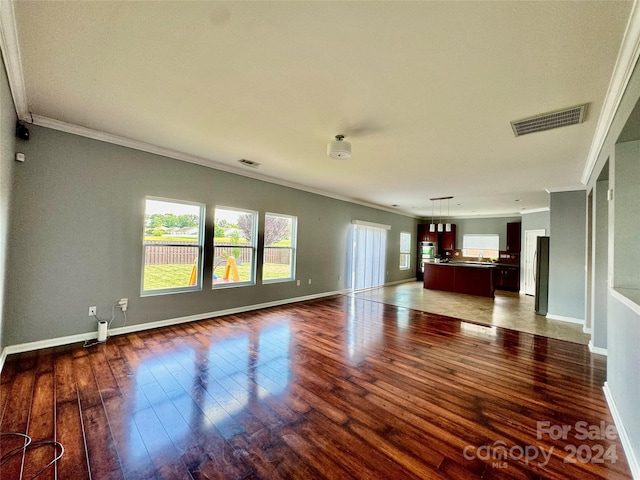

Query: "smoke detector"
left=327, top=135, right=351, bottom=159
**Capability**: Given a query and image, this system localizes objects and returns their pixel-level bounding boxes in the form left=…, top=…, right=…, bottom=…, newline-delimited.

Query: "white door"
left=351, top=224, right=387, bottom=291
left=523, top=229, right=546, bottom=296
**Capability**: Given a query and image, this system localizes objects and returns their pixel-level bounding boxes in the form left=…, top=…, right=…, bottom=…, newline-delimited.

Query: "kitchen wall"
left=547, top=190, right=586, bottom=322
left=448, top=216, right=521, bottom=252
left=3, top=125, right=417, bottom=347
left=0, top=53, right=17, bottom=357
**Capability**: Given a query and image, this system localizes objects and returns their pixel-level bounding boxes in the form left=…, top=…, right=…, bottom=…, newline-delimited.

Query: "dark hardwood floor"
left=0, top=295, right=631, bottom=479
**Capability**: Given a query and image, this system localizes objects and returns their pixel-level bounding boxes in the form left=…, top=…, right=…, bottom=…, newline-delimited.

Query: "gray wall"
left=592, top=180, right=608, bottom=349
left=448, top=216, right=521, bottom=251
left=547, top=190, right=586, bottom=320
left=607, top=296, right=640, bottom=466
left=586, top=58, right=640, bottom=472
left=4, top=125, right=417, bottom=346
left=521, top=210, right=549, bottom=235
left=613, top=140, right=640, bottom=289
left=0, top=55, right=17, bottom=351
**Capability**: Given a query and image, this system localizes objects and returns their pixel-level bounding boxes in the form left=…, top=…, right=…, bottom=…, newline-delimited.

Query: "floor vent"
left=238, top=158, right=260, bottom=168
left=511, top=104, right=587, bottom=137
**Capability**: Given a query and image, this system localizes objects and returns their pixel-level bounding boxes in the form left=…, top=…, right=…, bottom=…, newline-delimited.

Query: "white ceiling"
left=6, top=1, right=635, bottom=218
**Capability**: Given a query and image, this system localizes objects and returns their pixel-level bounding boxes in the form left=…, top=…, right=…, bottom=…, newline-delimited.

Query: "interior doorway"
left=523, top=229, right=546, bottom=296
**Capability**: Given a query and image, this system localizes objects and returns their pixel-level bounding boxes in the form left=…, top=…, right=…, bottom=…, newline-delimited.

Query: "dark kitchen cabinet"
left=506, top=222, right=521, bottom=253
left=439, top=224, right=456, bottom=252
left=423, top=263, right=455, bottom=292
left=417, top=224, right=439, bottom=243
left=417, top=224, right=428, bottom=242
left=495, top=265, right=520, bottom=291
left=427, top=231, right=439, bottom=243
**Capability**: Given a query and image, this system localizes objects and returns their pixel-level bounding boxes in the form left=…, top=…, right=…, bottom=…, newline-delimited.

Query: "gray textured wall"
left=547, top=190, right=586, bottom=320
left=0, top=54, right=17, bottom=351
left=4, top=125, right=417, bottom=346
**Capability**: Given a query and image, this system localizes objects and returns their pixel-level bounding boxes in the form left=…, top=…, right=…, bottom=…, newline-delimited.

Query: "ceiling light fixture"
left=429, top=199, right=436, bottom=232
left=429, top=196, right=454, bottom=233
left=327, top=135, right=351, bottom=159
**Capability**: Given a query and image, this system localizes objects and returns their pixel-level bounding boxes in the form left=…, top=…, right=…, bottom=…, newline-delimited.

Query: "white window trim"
left=213, top=206, right=258, bottom=289
left=141, top=196, right=205, bottom=296
left=263, top=213, right=297, bottom=284
left=399, top=231, right=411, bottom=270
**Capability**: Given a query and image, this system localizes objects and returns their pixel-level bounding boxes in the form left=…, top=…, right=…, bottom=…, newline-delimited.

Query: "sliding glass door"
left=351, top=224, right=387, bottom=291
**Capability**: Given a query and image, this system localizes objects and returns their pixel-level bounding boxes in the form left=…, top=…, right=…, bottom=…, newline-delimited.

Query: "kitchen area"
left=417, top=220, right=521, bottom=298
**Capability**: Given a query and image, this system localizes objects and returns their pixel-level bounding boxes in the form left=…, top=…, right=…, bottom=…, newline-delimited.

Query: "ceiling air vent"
left=511, top=104, right=588, bottom=137
left=237, top=158, right=260, bottom=168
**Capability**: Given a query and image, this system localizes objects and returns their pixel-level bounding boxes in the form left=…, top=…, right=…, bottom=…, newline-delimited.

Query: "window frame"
left=462, top=233, right=500, bottom=259
left=399, top=231, right=411, bottom=270
left=141, top=196, right=205, bottom=296
left=212, top=206, right=258, bottom=289
left=262, top=212, right=298, bottom=284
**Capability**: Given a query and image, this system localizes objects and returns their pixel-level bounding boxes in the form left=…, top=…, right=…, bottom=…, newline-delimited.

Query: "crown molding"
left=582, top=0, right=640, bottom=185
left=0, top=0, right=29, bottom=120
left=32, top=115, right=417, bottom=219
left=519, top=207, right=550, bottom=215
left=545, top=185, right=586, bottom=194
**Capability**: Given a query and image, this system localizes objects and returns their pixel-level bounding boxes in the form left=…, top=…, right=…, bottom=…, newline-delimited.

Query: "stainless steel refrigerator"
left=535, top=236, right=550, bottom=315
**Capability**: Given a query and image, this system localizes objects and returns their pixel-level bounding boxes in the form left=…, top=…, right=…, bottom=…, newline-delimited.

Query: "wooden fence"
left=144, top=244, right=291, bottom=265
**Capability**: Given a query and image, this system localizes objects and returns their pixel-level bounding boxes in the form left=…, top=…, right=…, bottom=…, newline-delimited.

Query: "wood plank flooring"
left=0, top=295, right=632, bottom=479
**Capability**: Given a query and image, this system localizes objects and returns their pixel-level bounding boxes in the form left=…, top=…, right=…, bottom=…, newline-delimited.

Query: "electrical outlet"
left=308, top=279, right=312, bottom=285
left=296, top=280, right=300, bottom=286
left=118, top=298, right=128, bottom=311
left=88, top=306, right=97, bottom=316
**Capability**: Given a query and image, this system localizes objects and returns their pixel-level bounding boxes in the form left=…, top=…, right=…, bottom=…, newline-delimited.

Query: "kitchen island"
left=423, top=261, right=498, bottom=297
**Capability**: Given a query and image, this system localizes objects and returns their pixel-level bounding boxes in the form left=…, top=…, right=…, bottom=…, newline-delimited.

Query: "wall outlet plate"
left=88, top=306, right=97, bottom=316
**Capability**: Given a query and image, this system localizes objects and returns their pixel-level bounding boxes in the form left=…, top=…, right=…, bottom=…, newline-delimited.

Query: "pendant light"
left=429, top=199, right=436, bottom=232
left=437, top=199, right=443, bottom=232
left=445, top=197, right=452, bottom=232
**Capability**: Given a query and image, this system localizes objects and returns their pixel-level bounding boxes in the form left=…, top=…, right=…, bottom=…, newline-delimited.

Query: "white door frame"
left=523, top=229, right=546, bottom=296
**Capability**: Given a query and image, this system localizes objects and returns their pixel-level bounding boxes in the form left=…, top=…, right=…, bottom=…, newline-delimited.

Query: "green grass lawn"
left=144, top=263, right=293, bottom=290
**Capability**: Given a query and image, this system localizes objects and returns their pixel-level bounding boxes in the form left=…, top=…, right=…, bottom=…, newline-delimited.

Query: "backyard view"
left=142, top=200, right=295, bottom=292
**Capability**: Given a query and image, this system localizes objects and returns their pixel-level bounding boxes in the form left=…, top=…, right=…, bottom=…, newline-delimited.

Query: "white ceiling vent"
left=511, top=104, right=588, bottom=137
left=237, top=158, right=260, bottom=168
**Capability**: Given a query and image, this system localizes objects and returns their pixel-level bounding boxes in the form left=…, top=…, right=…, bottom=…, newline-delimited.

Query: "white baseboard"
left=3, top=331, right=96, bottom=357
left=546, top=312, right=585, bottom=325
left=603, top=382, right=640, bottom=479
left=588, top=340, right=607, bottom=356
left=0, top=290, right=346, bottom=367
left=0, top=346, right=6, bottom=374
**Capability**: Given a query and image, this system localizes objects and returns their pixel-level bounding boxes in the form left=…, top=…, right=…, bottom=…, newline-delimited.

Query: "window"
left=213, top=206, right=257, bottom=287
left=462, top=234, right=499, bottom=259
left=263, top=213, right=297, bottom=283
left=142, top=197, right=204, bottom=295
left=399, top=231, right=411, bottom=270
